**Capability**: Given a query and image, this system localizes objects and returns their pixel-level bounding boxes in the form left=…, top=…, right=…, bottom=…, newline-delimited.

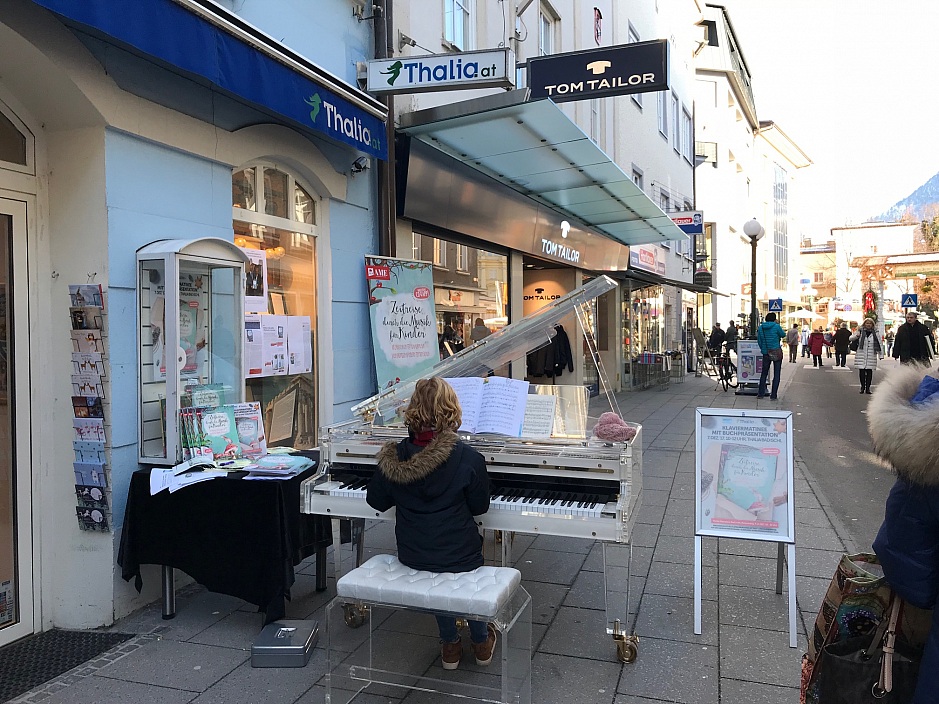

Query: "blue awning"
left=29, top=0, right=388, bottom=160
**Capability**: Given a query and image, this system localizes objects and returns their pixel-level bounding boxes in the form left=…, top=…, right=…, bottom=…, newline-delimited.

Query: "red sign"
left=413, top=286, right=430, bottom=300
left=863, top=290, right=875, bottom=313
left=366, top=265, right=390, bottom=280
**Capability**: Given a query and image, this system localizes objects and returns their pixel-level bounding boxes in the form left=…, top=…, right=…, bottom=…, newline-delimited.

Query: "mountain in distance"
left=874, top=171, right=939, bottom=222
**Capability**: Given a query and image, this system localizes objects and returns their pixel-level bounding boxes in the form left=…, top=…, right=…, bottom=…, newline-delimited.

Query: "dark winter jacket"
left=366, top=430, right=489, bottom=573
left=892, top=320, right=933, bottom=363
left=832, top=327, right=852, bottom=353
left=870, top=365, right=939, bottom=703
left=708, top=326, right=725, bottom=351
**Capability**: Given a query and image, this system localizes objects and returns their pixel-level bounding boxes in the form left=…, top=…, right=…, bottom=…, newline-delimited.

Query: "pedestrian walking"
left=892, top=311, right=932, bottom=364
left=869, top=364, right=939, bottom=703
left=808, top=326, right=829, bottom=367
left=366, top=377, right=497, bottom=671
left=885, top=327, right=895, bottom=357
left=756, top=312, right=786, bottom=400
left=800, top=324, right=811, bottom=357
left=724, top=321, right=739, bottom=355
left=849, top=317, right=884, bottom=393
left=708, top=322, right=725, bottom=355
left=786, top=324, right=800, bottom=363
left=832, top=322, right=851, bottom=367
left=823, top=328, right=834, bottom=359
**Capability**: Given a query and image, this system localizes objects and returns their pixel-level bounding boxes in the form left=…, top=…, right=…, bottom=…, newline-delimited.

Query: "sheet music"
left=521, top=394, right=557, bottom=438
left=443, top=377, right=484, bottom=433
left=476, top=377, right=530, bottom=436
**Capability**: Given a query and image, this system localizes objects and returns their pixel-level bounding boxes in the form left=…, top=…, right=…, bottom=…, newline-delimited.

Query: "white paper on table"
left=520, top=394, right=557, bottom=438
left=261, top=315, right=288, bottom=376
left=149, top=468, right=173, bottom=495
left=167, top=470, right=226, bottom=493
left=286, top=316, right=312, bottom=374
left=244, top=314, right=264, bottom=378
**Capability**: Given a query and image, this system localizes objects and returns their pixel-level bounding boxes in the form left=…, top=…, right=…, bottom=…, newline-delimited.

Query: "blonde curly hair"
left=403, top=377, right=462, bottom=431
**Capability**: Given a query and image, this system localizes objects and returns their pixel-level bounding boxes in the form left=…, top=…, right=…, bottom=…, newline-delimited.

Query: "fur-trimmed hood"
left=868, top=364, right=939, bottom=486
left=376, top=430, right=459, bottom=485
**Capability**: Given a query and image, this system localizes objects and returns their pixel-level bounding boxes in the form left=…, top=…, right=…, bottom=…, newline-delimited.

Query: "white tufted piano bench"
left=326, top=554, right=531, bottom=703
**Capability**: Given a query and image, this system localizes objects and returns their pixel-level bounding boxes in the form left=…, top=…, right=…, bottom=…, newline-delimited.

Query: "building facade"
left=0, top=0, right=387, bottom=644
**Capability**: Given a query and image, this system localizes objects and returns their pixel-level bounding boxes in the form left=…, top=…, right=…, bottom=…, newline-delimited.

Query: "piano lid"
left=351, top=274, right=617, bottom=418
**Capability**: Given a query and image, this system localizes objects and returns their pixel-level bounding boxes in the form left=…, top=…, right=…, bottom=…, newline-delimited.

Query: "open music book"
left=443, top=377, right=557, bottom=437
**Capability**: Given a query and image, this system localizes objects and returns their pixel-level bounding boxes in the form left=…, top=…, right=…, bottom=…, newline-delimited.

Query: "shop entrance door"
left=0, top=196, right=33, bottom=647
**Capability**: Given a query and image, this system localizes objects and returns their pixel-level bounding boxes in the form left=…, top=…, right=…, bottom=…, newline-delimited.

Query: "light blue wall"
left=216, top=0, right=373, bottom=87
left=105, top=129, right=238, bottom=526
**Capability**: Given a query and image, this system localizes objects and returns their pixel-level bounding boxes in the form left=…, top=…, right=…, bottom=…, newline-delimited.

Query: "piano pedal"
left=456, top=617, right=469, bottom=632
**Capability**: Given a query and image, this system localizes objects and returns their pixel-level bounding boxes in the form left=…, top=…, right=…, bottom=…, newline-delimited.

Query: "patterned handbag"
left=800, top=553, right=931, bottom=704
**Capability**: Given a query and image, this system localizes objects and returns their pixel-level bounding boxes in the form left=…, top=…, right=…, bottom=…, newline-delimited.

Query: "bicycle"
left=715, top=351, right=738, bottom=391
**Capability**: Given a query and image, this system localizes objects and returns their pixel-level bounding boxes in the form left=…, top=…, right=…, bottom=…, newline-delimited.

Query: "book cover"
left=68, top=284, right=104, bottom=310
left=73, top=417, right=106, bottom=443
left=71, top=352, right=106, bottom=376
left=74, top=461, right=107, bottom=487
left=232, top=402, right=267, bottom=458
left=72, top=396, right=104, bottom=418
left=73, top=441, right=106, bottom=463
left=199, top=405, right=241, bottom=460
left=716, top=443, right=778, bottom=513
left=70, top=329, right=104, bottom=353
left=75, top=506, right=110, bottom=532
left=443, top=376, right=530, bottom=436
left=71, top=373, right=105, bottom=398
left=70, top=306, right=103, bottom=330
left=75, top=485, right=109, bottom=510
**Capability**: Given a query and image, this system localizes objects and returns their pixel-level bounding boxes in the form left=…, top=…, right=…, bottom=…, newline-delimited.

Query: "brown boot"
left=472, top=624, right=497, bottom=666
left=441, top=639, right=462, bottom=670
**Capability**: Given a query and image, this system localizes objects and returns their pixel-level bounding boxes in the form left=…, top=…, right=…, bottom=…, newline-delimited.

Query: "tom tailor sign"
left=367, top=49, right=515, bottom=94
left=528, top=39, right=669, bottom=103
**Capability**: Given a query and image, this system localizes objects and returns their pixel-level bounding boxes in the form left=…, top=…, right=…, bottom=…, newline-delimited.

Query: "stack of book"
left=178, top=400, right=267, bottom=461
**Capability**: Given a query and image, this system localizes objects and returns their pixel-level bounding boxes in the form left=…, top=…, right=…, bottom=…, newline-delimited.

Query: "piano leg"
left=500, top=531, right=514, bottom=567
left=330, top=517, right=343, bottom=582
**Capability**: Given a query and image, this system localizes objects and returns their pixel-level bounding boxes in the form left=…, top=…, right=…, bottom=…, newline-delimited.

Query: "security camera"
left=351, top=156, right=370, bottom=174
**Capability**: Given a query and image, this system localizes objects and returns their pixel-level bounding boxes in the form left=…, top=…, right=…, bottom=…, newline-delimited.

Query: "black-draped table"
left=118, top=456, right=328, bottom=625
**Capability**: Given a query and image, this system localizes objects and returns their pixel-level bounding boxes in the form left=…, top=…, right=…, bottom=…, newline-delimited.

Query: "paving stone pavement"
left=12, top=361, right=846, bottom=703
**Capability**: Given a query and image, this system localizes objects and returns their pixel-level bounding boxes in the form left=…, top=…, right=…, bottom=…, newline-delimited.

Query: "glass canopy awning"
left=399, top=91, right=689, bottom=247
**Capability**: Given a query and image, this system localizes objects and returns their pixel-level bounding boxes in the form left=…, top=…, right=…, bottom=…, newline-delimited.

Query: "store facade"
left=0, top=0, right=385, bottom=643
left=395, top=94, right=688, bottom=393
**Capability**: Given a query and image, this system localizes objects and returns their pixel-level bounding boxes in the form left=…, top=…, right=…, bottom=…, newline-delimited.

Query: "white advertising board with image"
left=693, top=407, right=797, bottom=647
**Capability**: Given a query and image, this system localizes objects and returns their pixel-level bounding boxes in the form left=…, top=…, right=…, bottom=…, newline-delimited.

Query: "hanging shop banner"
left=670, top=211, right=703, bottom=236
left=527, top=39, right=668, bottom=103
left=695, top=408, right=795, bottom=543
left=367, top=48, right=515, bottom=94
left=365, top=256, right=437, bottom=390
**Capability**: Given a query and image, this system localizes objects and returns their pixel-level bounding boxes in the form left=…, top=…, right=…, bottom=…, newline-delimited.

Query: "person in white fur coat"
left=870, top=364, right=939, bottom=703
left=849, top=317, right=884, bottom=394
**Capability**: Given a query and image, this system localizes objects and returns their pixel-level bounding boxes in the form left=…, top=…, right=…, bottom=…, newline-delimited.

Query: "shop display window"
left=622, top=284, right=668, bottom=389
left=414, top=233, right=508, bottom=362
left=232, top=163, right=319, bottom=449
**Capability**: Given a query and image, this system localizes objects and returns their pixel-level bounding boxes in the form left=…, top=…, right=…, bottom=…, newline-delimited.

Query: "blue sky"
left=719, top=1, right=939, bottom=238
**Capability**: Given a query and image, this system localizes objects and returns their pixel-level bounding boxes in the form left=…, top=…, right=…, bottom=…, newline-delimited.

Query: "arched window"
left=0, top=101, right=34, bottom=175
left=232, top=162, right=319, bottom=448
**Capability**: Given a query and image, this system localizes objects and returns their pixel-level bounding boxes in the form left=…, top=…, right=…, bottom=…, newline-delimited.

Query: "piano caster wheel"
left=343, top=603, right=369, bottom=628
left=615, top=635, right=639, bottom=664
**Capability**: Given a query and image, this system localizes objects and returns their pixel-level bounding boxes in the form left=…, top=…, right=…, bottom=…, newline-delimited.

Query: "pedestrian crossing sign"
left=902, top=293, right=918, bottom=308
left=768, top=299, right=783, bottom=312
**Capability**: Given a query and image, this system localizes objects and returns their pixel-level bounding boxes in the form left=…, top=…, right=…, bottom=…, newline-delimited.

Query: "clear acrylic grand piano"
left=301, top=275, right=642, bottom=662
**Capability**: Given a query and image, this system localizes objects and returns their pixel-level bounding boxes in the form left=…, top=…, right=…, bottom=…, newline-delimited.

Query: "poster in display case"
left=137, top=238, right=248, bottom=465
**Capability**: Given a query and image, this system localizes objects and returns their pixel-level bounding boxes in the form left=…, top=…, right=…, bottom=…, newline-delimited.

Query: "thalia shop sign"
left=367, top=49, right=515, bottom=94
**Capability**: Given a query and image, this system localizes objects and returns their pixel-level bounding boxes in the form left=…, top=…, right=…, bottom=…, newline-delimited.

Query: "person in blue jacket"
left=366, top=377, right=496, bottom=671
left=756, top=312, right=786, bottom=399
left=870, top=365, right=939, bottom=703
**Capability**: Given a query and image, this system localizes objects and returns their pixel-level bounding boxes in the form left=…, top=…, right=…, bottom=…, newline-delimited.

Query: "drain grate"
left=0, top=629, right=134, bottom=703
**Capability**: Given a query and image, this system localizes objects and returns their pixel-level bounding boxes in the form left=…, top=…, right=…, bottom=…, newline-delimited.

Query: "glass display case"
left=137, top=238, right=248, bottom=465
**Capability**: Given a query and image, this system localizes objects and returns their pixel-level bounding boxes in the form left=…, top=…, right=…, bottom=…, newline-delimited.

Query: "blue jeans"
left=758, top=354, right=782, bottom=397
left=436, top=615, right=489, bottom=644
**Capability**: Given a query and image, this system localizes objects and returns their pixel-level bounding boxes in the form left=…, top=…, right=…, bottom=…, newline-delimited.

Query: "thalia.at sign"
left=541, top=238, right=581, bottom=264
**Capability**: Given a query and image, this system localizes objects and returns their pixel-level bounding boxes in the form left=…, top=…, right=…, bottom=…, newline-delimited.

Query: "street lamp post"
left=743, top=218, right=766, bottom=339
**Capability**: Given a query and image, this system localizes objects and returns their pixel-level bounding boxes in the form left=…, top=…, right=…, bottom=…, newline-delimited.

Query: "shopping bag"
left=801, top=553, right=892, bottom=704
left=817, top=597, right=922, bottom=704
